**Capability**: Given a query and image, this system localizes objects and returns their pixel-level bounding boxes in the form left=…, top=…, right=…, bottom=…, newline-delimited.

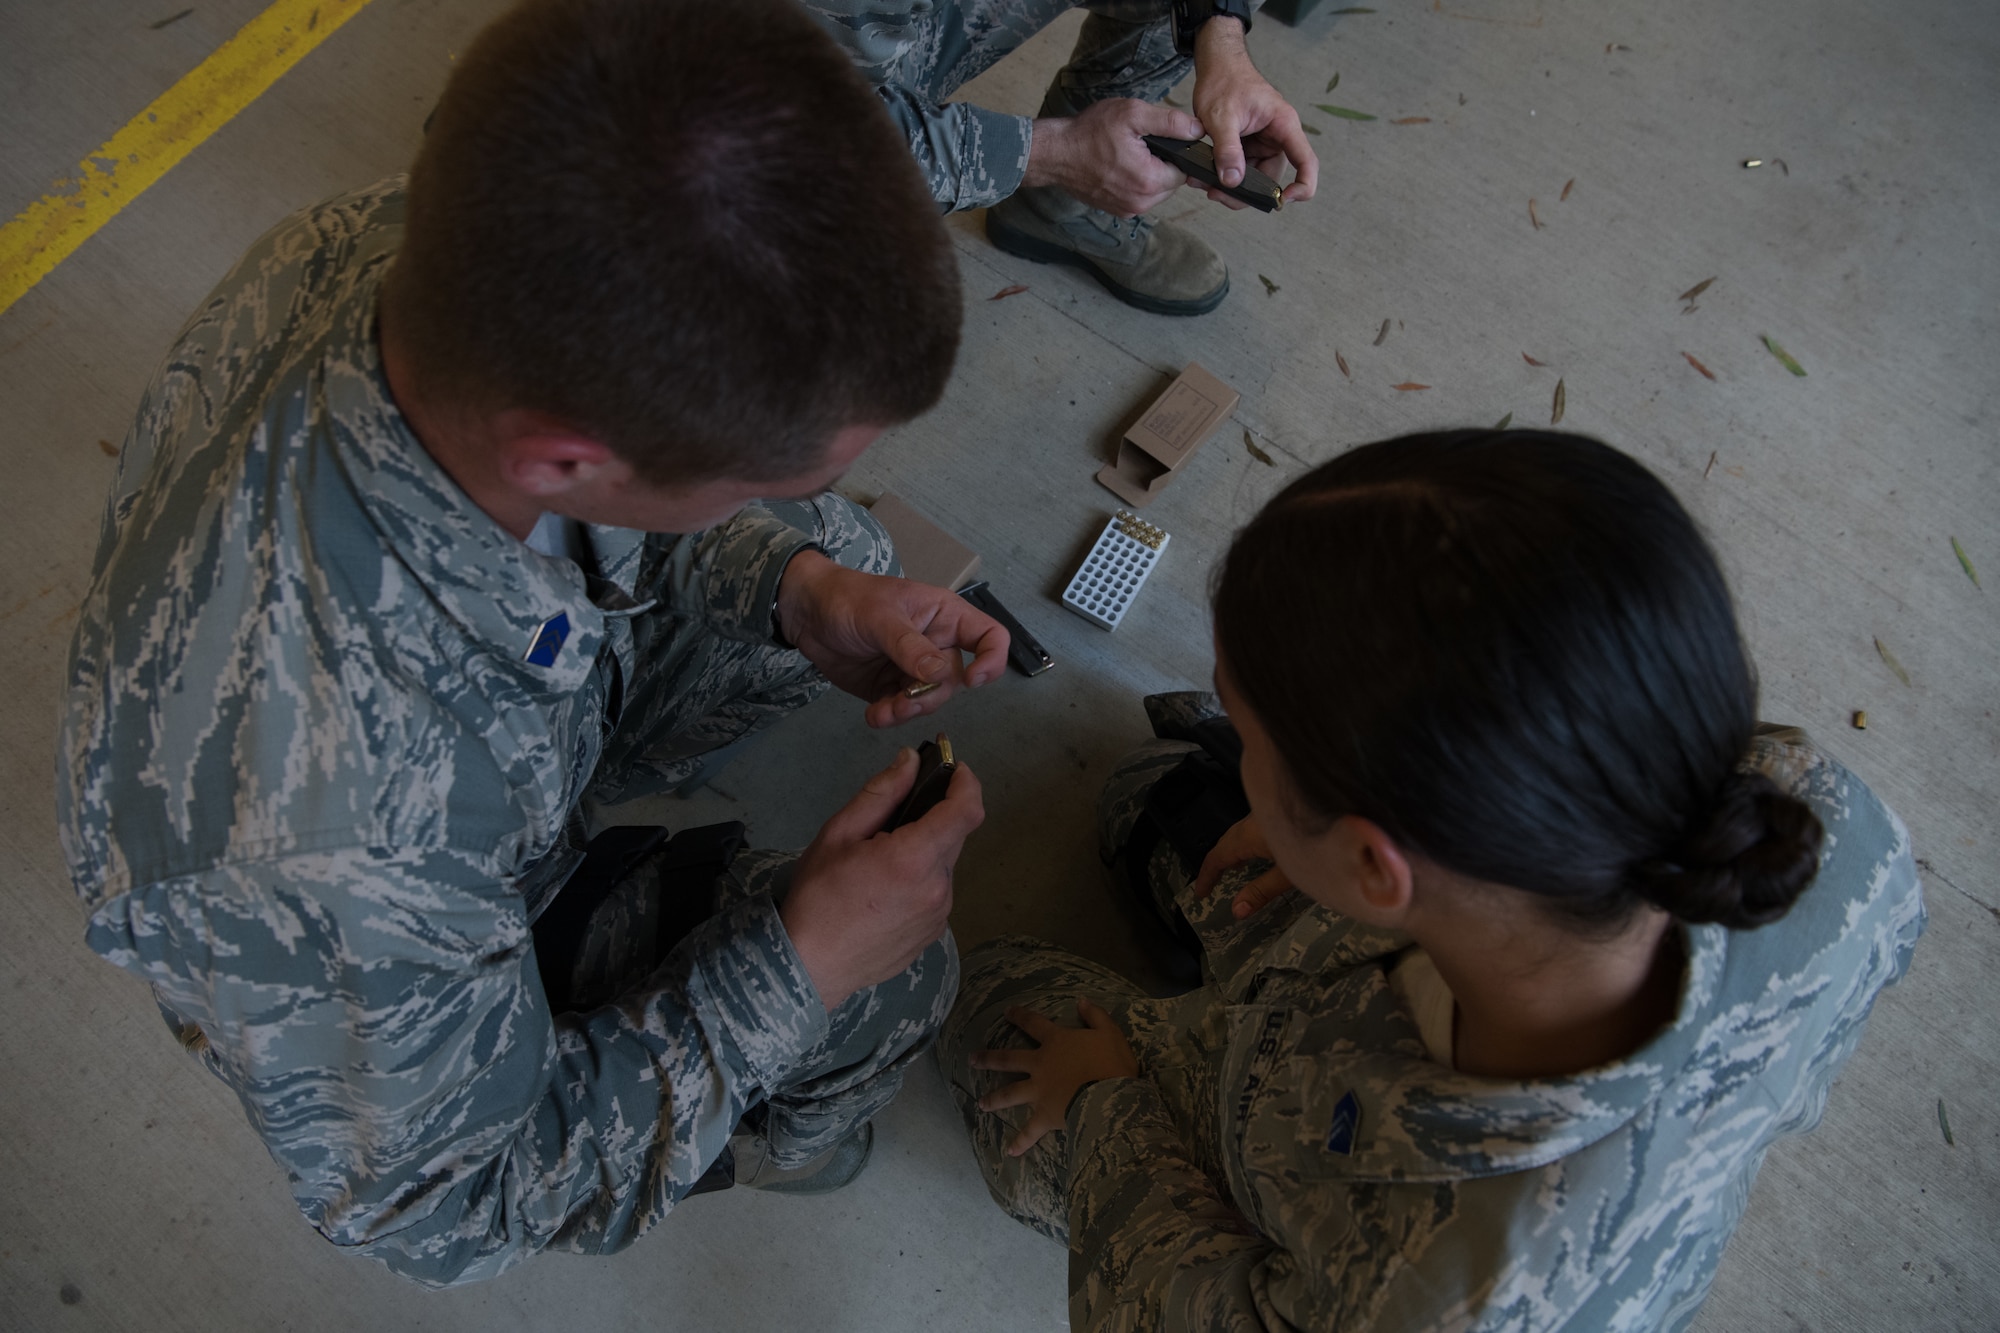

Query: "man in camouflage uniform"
left=799, top=0, right=1320, bottom=315
left=57, top=0, right=1000, bottom=1287
left=940, top=701, right=1925, bottom=1330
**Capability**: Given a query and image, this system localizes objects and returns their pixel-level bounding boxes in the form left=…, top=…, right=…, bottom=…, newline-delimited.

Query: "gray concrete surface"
left=1, top=0, right=1994, bottom=1328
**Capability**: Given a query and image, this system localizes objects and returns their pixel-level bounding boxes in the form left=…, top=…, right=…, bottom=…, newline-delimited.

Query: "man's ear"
left=494, top=411, right=621, bottom=499
left=1334, top=816, right=1416, bottom=918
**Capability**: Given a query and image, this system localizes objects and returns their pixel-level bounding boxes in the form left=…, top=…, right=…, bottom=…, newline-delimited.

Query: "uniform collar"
left=1283, top=921, right=1727, bottom=1183
left=315, top=268, right=605, bottom=695
left=1267, top=732, right=1882, bottom=1184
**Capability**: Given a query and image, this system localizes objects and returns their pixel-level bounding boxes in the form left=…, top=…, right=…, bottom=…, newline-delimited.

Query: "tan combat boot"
left=986, top=185, right=1230, bottom=316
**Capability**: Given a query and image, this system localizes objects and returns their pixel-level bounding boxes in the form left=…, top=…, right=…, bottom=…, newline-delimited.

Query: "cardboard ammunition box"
left=869, top=492, right=982, bottom=590
left=1095, top=362, right=1240, bottom=508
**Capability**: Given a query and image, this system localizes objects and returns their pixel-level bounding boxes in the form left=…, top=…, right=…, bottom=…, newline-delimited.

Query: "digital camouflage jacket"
left=1056, top=726, right=1924, bottom=1330
left=55, top=180, right=842, bottom=1286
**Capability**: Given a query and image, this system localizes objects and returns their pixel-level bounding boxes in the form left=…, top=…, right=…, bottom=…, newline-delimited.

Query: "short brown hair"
left=384, top=0, right=962, bottom=483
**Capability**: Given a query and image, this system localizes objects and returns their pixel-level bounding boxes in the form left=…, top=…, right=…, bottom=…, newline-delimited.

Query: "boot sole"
left=985, top=212, right=1229, bottom=318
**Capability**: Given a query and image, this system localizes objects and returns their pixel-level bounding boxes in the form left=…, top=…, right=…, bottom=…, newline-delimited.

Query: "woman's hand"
left=969, top=998, right=1139, bottom=1157
left=1193, top=813, right=1296, bottom=918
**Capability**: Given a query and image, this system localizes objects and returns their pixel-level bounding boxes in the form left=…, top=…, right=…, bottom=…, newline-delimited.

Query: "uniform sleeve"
left=652, top=504, right=823, bottom=646
left=85, top=845, right=828, bottom=1286
left=1066, top=1078, right=1285, bottom=1332
left=872, top=84, right=1035, bottom=212
left=649, top=494, right=906, bottom=645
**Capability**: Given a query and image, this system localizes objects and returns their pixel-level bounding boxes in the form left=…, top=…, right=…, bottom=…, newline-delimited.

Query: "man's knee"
left=870, top=927, right=961, bottom=1050
left=780, top=928, right=959, bottom=1104
left=759, top=494, right=900, bottom=579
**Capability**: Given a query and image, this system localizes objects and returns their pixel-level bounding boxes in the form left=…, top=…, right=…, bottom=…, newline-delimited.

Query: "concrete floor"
left=2, top=0, right=1995, bottom=1328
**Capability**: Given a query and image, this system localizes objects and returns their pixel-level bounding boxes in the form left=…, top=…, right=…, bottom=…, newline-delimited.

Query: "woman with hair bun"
left=941, top=429, right=1925, bottom=1331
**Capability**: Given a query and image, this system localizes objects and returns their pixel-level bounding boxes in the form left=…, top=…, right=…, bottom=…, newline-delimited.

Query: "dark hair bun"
left=1630, top=772, right=1824, bottom=928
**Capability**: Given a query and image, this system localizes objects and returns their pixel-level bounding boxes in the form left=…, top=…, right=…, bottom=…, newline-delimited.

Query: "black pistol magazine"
left=1142, top=135, right=1284, bottom=213
left=959, top=580, right=1055, bottom=677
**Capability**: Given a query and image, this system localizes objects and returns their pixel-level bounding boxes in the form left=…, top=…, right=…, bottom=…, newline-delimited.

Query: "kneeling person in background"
left=800, top=0, right=1319, bottom=316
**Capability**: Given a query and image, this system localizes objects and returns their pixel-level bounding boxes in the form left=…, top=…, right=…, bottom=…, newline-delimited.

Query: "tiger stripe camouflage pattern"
left=941, top=718, right=1924, bottom=1331
left=799, top=0, right=1199, bottom=211
left=56, top=179, right=952, bottom=1286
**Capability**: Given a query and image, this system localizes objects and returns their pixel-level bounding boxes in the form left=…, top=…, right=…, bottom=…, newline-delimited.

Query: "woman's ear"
left=1331, top=816, right=1416, bottom=920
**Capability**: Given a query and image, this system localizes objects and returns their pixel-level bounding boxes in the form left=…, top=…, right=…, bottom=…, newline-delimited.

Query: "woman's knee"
left=1097, top=738, right=1202, bottom=861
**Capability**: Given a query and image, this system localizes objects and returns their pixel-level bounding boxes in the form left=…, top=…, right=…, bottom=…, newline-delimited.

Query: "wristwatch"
left=1171, top=0, right=1253, bottom=58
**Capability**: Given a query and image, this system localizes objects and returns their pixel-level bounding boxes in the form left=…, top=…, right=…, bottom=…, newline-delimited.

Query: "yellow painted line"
left=0, top=0, right=376, bottom=317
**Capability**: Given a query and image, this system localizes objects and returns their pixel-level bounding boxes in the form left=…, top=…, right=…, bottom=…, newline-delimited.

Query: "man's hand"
left=777, top=551, right=1010, bottom=728
left=1191, top=18, right=1318, bottom=208
left=968, top=998, right=1139, bottom=1156
left=1024, top=99, right=1207, bottom=218
left=1192, top=812, right=1296, bottom=918
left=781, top=747, right=985, bottom=1011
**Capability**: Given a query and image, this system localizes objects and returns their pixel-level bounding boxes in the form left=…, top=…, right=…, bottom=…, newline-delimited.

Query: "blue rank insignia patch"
left=524, top=611, right=571, bottom=668
left=1325, top=1090, right=1361, bottom=1155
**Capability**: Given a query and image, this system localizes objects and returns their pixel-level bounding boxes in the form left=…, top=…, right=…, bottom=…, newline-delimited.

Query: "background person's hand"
left=1191, top=19, right=1318, bottom=208
left=776, top=551, right=1010, bottom=728
left=781, top=748, right=985, bottom=1010
left=1192, top=812, right=1296, bottom=918
left=1024, top=99, right=1206, bottom=218
left=968, top=998, right=1139, bottom=1156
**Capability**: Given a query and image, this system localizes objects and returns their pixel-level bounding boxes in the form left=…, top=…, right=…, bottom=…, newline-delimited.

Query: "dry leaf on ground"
left=1391, top=117, right=1431, bottom=125
left=1704, top=451, right=1717, bottom=479
left=1373, top=318, right=1391, bottom=346
left=1551, top=378, right=1566, bottom=424
left=1523, top=352, right=1548, bottom=367
left=1393, top=382, right=1431, bottom=391
left=1952, top=537, right=1980, bottom=589
left=1761, top=334, right=1807, bottom=376
left=1683, top=352, right=1717, bottom=381
left=1874, top=637, right=1911, bottom=686
left=1243, top=430, right=1275, bottom=466
left=1335, top=350, right=1351, bottom=378
left=989, top=284, right=1029, bottom=301
left=97, top=439, right=118, bottom=457
left=1529, top=199, right=1542, bottom=230
left=1560, top=178, right=1575, bottom=201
